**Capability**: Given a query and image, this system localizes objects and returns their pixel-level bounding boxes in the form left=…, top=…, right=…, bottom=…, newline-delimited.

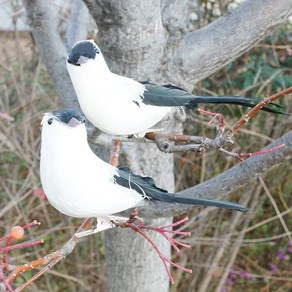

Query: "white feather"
left=66, top=46, right=170, bottom=136
left=40, top=113, right=144, bottom=218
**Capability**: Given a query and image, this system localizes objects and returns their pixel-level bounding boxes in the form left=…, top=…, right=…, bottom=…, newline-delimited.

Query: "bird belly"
left=40, top=153, right=144, bottom=218
left=68, top=67, right=171, bottom=135
left=75, top=81, right=171, bottom=135
left=85, top=99, right=171, bottom=136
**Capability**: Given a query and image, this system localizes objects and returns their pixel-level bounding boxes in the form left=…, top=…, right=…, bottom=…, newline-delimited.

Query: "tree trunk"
left=84, top=2, right=179, bottom=290
left=104, top=112, right=183, bottom=291
left=23, top=0, right=292, bottom=290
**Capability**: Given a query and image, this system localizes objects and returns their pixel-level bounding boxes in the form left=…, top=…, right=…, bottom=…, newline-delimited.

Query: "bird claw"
left=75, top=216, right=129, bottom=238
left=111, top=208, right=143, bottom=228
left=133, top=128, right=165, bottom=139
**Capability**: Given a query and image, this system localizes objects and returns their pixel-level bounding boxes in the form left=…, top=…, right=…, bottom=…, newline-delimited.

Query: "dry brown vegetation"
left=0, top=24, right=291, bottom=291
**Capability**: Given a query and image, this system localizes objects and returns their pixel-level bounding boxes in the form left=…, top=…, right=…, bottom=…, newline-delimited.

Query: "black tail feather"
left=186, top=96, right=289, bottom=115
left=140, top=82, right=289, bottom=116
left=169, top=195, right=248, bottom=212
left=116, top=167, right=248, bottom=212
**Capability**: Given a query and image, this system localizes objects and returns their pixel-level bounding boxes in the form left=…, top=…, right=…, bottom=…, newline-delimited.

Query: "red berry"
left=10, top=226, right=24, bottom=239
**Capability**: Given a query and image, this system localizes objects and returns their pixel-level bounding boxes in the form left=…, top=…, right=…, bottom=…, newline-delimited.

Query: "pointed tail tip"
left=238, top=206, right=249, bottom=212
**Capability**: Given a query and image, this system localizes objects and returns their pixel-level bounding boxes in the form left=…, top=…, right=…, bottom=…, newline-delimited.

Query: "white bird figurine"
left=40, top=109, right=248, bottom=222
left=66, top=40, right=285, bottom=136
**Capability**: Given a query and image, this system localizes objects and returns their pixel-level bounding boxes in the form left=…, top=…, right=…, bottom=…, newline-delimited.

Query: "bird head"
left=41, top=109, right=87, bottom=144
left=42, top=109, right=85, bottom=127
left=67, top=40, right=100, bottom=66
left=66, top=40, right=110, bottom=84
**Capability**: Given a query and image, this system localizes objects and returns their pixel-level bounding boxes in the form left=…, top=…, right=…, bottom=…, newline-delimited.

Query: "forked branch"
left=142, top=87, right=292, bottom=160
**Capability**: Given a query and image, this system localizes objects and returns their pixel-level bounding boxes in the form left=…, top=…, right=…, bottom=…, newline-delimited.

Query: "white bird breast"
left=67, top=57, right=171, bottom=136
left=40, top=115, right=144, bottom=218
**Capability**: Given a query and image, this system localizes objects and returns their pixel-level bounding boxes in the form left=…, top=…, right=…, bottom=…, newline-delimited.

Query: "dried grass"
left=0, top=28, right=291, bottom=291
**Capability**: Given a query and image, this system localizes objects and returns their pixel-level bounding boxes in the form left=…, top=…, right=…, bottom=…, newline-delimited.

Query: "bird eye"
left=81, top=117, right=86, bottom=123
left=95, top=48, right=100, bottom=54
left=47, top=118, right=53, bottom=125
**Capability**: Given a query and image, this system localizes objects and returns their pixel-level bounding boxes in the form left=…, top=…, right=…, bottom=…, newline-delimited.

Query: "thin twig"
left=142, top=88, right=291, bottom=160
left=113, top=209, right=192, bottom=284
left=227, top=87, right=292, bottom=136
left=0, top=239, right=44, bottom=253
left=5, top=218, right=92, bottom=290
left=109, top=139, right=122, bottom=167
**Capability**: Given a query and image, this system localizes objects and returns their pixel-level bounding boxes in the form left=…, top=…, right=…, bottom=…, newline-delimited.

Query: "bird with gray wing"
left=40, top=109, right=248, bottom=220
left=66, top=40, right=286, bottom=136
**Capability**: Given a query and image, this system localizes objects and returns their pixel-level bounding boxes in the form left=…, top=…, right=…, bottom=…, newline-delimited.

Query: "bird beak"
left=67, top=117, right=82, bottom=127
left=77, top=56, right=90, bottom=65
left=67, top=55, right=89, bottom=66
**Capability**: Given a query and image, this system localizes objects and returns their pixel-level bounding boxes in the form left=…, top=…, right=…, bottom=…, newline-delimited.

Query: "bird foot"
left=133, top=128, right=165, bottom=139
left=75, top=209, right=144, bottom=238
left=75, top=215, right=129, bottom=238
left=111, top=208, right=143, bottom=228
left=197, top=108, right=225, bottom=133
left=76, top=209, right=192, bottom=284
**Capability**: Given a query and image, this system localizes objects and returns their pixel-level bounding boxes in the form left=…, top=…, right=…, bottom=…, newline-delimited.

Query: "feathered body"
left=40, top=110, right=248, bottom=218
left=67, top=40, right=286, bottom=136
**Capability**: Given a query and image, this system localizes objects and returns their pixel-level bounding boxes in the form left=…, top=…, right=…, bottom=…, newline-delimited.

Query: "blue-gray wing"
left=139, top=81, right=286, bottom=114
left=114, top=167, right=248, bottom=212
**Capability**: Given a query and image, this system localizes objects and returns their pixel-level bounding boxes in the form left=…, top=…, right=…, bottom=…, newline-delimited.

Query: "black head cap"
left=51, top=109, right=86, bottom=126
left=67, top=40, right=100, bottom=66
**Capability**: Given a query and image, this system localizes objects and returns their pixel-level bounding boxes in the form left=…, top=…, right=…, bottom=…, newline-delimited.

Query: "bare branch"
left=138, top=130, right=292, bottom=218
left=6, top=218, right=92, bottom=291
left=228, top=87, right=292, bottom=135
left=168, top=0, right=292, bottom=88
left=23, top=0, right=78, bottom=108
left=65, top=0, right=92, bottom=50
left=82, top=0, right=166, bottom=79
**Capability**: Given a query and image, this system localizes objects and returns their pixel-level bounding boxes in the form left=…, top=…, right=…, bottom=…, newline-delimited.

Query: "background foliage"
left=0, top=1, right=291, bottom=291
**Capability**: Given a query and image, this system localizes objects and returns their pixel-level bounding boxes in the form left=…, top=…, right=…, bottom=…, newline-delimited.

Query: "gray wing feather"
left=114, top=167, right=248, bottom=212
left=139, top=81, right=286, bottom=115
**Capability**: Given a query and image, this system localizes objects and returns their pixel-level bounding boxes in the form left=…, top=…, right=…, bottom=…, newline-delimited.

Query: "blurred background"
left=0, top=0, right=291, bottom=291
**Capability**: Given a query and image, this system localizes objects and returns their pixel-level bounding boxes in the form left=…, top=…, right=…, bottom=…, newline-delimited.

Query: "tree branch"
left=161, top=0, right=192, bottom=35
left=82, top=0, right=166, bottom=79
left=167, top=0, right=292, bottom=88
left=23, top=0, right=78, bottom=108
left=65, top=0, right=92, bottom=50
left=138, top=130, right=292, bottom=218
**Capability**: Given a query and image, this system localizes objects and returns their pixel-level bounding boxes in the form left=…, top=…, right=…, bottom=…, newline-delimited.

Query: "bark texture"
left=139, top=130, right=292, bottom=218
left=23, top=0, right=292, bottom=290
left=169, top=0, right=292, bottom=88
left=23, top=0, right=78, bottom=109
left=65, top=0, right=92, bottom=49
